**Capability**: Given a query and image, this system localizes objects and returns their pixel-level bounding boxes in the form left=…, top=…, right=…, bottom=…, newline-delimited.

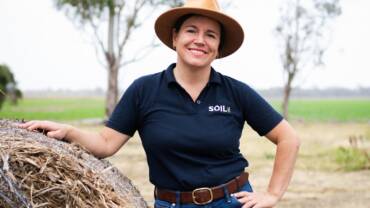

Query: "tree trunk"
left=105, top=9, right=118, bottom=117
left=282, top=74, right=293, bottom=119
left=106, top=64, right=119, bottom=117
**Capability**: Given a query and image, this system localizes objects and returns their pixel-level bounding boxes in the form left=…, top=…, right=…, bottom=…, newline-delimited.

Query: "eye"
left=206, top=32, right=218, bottom=39
left=207, top=33, right=216, bottom=39
left=186, top=29, right=196, bottom=33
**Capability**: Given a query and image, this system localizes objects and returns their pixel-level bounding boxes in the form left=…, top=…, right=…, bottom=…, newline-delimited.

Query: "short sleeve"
left=105, top=81, right=140, bottom=137
left=240, top=84, right=283, bottom=136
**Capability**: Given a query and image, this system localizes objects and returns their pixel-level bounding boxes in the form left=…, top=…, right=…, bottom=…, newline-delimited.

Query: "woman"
left=20, top=0, right=300, bottom=207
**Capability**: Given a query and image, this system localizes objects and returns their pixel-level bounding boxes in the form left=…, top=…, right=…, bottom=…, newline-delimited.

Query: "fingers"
left=243, top=200, right=257, bottom=208
left=18, top=120, right=40, bottom=130
left=233, top=191, right=252, bottom=201
left=46, top=130, right=63, bottom=140
left=18, top=120, right=66, bottom=140
left=234, top=191, right=278, bottom=208
left=17, top=120, right=32, bottom=128
left=233, top=191, right=256, bottom=208
left=28, top=121, right=48, bottom=132
left=18, top=120, right=52, bottom=132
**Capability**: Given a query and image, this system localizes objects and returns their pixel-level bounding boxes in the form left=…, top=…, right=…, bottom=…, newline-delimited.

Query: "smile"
left=188, top=48, right=208, bottom=55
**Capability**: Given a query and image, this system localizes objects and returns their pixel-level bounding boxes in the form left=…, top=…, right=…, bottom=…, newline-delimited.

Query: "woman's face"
left=172, top=15, right=221, bottom=69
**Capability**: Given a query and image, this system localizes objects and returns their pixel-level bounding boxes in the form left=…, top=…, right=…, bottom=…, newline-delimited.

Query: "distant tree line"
left=259, top=87, right=370, bottom=99
left=21, top=87, right=370, bottom=99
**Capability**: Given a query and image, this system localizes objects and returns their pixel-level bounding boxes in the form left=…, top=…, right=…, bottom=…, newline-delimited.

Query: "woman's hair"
left=173, top=14, right=225, bottom=53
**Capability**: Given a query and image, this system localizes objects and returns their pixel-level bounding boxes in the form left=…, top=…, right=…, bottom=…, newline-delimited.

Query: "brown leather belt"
left=154, top=172, right=249, bottom=205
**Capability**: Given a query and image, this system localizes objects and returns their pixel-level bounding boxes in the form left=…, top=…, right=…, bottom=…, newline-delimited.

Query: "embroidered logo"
left=208, top=105, right=231, bottom=113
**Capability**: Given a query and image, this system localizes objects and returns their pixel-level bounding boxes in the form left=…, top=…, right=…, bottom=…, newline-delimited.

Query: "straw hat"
left=154, top=0, right=244, bottom=58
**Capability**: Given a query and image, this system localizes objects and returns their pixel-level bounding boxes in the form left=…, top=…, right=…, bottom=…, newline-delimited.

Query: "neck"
left=173, top=62, right=211, bottom=86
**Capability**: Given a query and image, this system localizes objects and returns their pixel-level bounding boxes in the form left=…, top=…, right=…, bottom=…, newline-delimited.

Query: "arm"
left=19, top=120, right=130, bottom=158
left=264, top=119, right=300, bottom=200
left=234, top=119, right=300, bottom=208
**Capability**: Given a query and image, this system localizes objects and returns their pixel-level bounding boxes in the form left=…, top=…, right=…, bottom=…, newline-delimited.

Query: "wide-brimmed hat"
left=154, top=0, right=244, bottom=58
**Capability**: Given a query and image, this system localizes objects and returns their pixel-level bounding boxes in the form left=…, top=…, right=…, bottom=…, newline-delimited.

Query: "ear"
left=172, top=28, right=178, bottom=50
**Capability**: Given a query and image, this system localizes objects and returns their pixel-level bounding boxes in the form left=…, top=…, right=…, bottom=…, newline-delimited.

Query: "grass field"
left=0, top=97, right=369, bottom=122
left=0, top=97, right=105, bottom=121
left=271, top=99, right=370, bottom=122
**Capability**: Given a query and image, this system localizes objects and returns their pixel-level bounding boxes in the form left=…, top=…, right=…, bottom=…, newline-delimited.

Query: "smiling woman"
left=18, top=0, right=300, bottom=208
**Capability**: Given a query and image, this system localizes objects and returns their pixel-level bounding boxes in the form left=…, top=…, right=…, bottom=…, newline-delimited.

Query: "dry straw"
left=0, top=119, right=148, bottom=208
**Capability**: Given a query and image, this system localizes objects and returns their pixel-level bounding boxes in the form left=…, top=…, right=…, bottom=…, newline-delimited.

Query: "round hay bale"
left=0, top=119, right=148, bottom=208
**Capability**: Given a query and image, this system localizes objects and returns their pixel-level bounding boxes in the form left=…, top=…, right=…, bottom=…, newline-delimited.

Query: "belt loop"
left=235, top=176, right=241, bottom=190
left=175, top=191, right=180, bottom=206
left=223, top=186, right=231, bottom=202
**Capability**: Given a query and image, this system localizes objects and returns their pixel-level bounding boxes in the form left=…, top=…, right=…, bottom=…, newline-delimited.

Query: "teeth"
left=189, top=49, right=205, bottom=55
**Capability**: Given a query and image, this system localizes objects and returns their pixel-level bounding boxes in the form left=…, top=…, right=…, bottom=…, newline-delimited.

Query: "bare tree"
left=275, top=0, right=341, bottom=118
left=54, top=0, right=182, bottom=116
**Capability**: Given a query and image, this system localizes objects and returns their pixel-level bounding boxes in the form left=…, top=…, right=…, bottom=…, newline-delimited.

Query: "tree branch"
left=117, top=0, right=146, bottom=61
left=120, top=38, right=160, bottom=67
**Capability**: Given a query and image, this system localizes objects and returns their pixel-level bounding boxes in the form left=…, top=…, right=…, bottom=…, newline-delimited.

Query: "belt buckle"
left=192, top=187, right=213, bottom=205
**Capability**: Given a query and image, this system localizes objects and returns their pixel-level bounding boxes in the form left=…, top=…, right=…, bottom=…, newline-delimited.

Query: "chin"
left=186, top=61, right=211, bottom=69
left=184, top=57, right=214, bottom=68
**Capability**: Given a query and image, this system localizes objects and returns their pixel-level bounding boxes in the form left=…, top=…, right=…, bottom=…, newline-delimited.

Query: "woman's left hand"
left=232, top=191, right=279, bottom=208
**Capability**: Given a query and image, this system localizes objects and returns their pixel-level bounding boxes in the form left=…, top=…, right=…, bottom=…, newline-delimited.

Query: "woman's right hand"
left=18, top=120, right=72, bottom=140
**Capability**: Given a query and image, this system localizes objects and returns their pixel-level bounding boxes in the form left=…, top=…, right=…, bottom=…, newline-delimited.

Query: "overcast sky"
left=0, top=0, right=369, bottom=91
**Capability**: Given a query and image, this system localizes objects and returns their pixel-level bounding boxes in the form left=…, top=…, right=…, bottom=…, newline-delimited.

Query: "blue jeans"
left=154, top=182, right=253, bottom=208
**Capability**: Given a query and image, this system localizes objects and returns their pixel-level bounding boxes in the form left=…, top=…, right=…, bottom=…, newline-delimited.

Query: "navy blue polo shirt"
left=106, top=63, right=283, bottom=191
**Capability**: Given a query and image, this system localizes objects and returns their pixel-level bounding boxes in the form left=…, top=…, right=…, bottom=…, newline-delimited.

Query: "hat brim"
left=155, top=7, right=244, bottom=58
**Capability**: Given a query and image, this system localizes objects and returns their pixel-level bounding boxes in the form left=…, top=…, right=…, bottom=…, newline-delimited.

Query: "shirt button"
left=196, top=100, right=201, bottom=104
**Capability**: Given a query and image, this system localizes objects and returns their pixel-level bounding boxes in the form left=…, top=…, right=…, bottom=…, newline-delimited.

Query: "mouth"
left=188, top=48, right=208, bottom=55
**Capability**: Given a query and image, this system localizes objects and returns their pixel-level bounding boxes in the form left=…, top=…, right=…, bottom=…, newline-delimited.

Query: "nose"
left=194, top=33, right=206, bottom=45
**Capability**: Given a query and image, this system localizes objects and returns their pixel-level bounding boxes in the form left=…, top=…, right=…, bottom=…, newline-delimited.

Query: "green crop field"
left=270, top=99, right=370, bottom=122
left=0, top=97, right=369, bottom=122
left=0, top=97, right=105, bottom=121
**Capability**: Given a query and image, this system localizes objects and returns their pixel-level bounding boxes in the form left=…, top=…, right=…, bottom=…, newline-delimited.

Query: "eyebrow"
left=184, top=25, right=220, bottom=36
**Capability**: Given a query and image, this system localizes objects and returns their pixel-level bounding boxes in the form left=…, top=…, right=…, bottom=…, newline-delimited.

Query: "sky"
left=0, top=0, right=369, bottom=92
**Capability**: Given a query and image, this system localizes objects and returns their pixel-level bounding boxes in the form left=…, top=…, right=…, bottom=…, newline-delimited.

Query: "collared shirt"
left=106, top=63, right=283, bottom=191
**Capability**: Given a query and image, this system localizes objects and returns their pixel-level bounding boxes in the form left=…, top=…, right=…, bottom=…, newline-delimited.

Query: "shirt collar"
left=164, top=63, right=222, bottom=86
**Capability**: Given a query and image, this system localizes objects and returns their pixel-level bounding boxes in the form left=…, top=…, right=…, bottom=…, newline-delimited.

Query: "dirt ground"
left=102, top=122, right=370, bottom=207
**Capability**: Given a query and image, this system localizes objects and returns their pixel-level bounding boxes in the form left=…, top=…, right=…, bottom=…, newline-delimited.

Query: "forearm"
left=64, top=125, right=111, bottom=158
left=267, top=134, right=300, bottom=199
left=233, top=132, right=300, bottom=207
left=19, top=120, right=125, bottom=158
